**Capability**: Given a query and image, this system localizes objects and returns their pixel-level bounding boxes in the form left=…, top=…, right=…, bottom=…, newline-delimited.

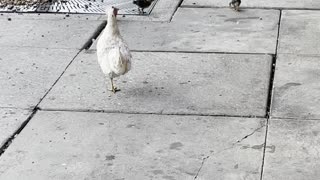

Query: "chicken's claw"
left=229, top=2, right=233, bottom=8
left=109, top=78, right=121, bottom=94
left=109, top=87, right=120, bottom=93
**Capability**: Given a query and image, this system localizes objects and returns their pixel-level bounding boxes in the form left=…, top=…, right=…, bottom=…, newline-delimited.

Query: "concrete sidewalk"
left=0, top=0, right=320, bottom=179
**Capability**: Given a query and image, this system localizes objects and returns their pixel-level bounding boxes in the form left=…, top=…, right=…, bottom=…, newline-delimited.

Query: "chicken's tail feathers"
left=108, top=47, right=129, bottom=75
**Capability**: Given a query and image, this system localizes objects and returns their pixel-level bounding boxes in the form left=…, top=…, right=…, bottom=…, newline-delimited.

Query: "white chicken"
left=97, top=7, right=132, bottom=93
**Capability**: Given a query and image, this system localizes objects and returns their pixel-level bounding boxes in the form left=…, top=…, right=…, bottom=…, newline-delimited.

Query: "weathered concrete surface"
left=0, top=108, right=31, bottom=148
left=40, top=51, right=272, bottom=117
left=0, top=47, right=78, bottom=108
left=92, top=8, right=279, bottom=54
left=278, top=10, right=320, bottom=55
left=0, top=13, right=101, bottom=21
left=182, top=0, right=320, bottom=9
left=0, top=17, right=104, bottom=49
left=0, top=111, right=266, bottom=180
left=263, top=119, right=320, bottom=180
left=99, top=0, right=181, bottom=22
left=0, top=0, right=180, bottom=22
left=272, top=54, right=320, bottom=119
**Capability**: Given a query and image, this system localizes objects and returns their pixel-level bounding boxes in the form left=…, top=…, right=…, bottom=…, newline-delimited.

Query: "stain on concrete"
left=156, top=150, right=164, bottom=153
left=241, top=145, right=250, bottom=149
left=169, top=142, right=183, bottom=150
left=186, top=106, right=196, bottom=110
left=267, top=145, right=276, bottom=153
left=225, top=17, right=261, bottom=22
left=184, top=171, right=197, bottom=176
left=163, top=175, right=175, bottom=180
left=126, top=124, right=135, bottom=128
left=241, top=143, right=271, bottom=150
left=105, top=155, right=115, bottom=161
left=152, top=170, right=164, bottom=175
left=312, top=131, right=319, bottom=136
left=277, top=82, right=302, bottom=94
left=217, top=14, right=227, bottom=17
left=234, top=164, right=239, bottom=169
left=56, top=126, right=65, bottom=130
left=251, top=144, right=264, bottom=150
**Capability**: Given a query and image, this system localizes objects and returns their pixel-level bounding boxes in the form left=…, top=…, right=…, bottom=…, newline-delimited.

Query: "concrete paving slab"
left=91, top=8, right=279, bottom=54
left=0, top=0, right=180, bottom=22
left=278, top=10, right=320, bottom=55
left=98, top=0, right=181, bottom=22
left=0, top=13, right=101, bottom=21
left=40, top=51, right=272, bottom=117
left=182, top=0, right=320, bottom=9
left=145, top=7, right=279, bottom=53
left=0, top=47, right=78, bottom=108
left=263, top=119, right=320, bottom=180
left=0, top=17, right=104, bottom=49
left=272, top=54, right=320, bottom=119
left=0, top=111, right=266, bottom=180
left=0, top=108, right=31, bottom=148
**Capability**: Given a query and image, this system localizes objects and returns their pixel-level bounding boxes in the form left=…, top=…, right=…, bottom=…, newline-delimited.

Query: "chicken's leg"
left=138, top=7, right=145, bottom=14
left=234, top=2, right=240, bottom=11
left=229, top=2, right=233, bottom=8
left=109, top=78, right=120, bottom=93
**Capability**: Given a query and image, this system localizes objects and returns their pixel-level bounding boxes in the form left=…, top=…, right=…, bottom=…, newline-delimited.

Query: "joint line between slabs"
left=180, top=5, right=320, bottom=11
left=38, top=108, right=265, bottom=119
left=260, top=118, right=269, bottom=180
left=34, top=50, right=82, bottom=108
left=0, top=108, right=38, bottom=157
left=261, top=10, right=282, bottom=180
left=169, top=0, right=184, bottom=22
left=0, top=48, right=83, bottom=156
left=81, top=20, right=107, bottom=50
left=270, top=116, right=320, bottom=121
left=131, top=49, right=274, bottom=56
left=265, top=10, right=282, bottom=119
left=274, top=10, right=282, bottom=56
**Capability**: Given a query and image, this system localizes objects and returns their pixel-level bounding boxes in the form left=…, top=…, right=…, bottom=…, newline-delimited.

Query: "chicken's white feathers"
left=108, top=46, right=131, bottom=75
left=96, top=7, right=131, bottom=79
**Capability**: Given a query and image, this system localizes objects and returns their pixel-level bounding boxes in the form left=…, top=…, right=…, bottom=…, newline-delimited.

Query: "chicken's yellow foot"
left=109, top=78, right=120, bottom=93
left=235, top=5, right=240, bottom=11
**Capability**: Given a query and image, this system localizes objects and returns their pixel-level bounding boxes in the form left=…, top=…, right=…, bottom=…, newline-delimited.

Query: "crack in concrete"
left=235, top=124, right=266, bottom=144
left=193, top=123, right=266, bottom=179
left=194, top=155, right=209, bottom=179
